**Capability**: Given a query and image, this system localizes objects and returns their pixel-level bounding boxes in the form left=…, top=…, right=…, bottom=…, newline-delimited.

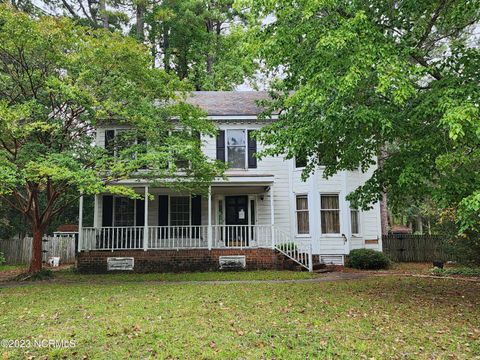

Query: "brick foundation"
left=77, top=248, right=297, bottom=273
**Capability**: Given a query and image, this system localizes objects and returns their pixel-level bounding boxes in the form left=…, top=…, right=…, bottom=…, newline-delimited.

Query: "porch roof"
left=112, top=174, right=275, bottom=187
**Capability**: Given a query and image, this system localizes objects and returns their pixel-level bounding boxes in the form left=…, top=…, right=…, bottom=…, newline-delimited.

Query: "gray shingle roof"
left=185, top=91, right=272, bottom=116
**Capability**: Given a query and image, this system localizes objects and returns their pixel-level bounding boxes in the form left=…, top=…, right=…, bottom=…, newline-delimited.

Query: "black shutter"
left=158, top=195, right=169, bottom=226
left=102, top=195, right=113, bottom=226
left=136, top=198, right=145, bottom=226
left=191, top=195, right=202, bottom=225
left=216, top=130, right=225, bottom=162
left=248, top=130, right=257, bottom=168
left=105, top=130, right=115, bottom=156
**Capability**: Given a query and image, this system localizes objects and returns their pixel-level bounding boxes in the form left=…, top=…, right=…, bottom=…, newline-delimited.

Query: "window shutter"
left=135, top=198, right=145, bottom=226
left=191, top=195, right=202, bottom=226
left=102, top=195, right=113, bottom=226
left=105, top=130, right=115, bottom=156
left=158, top=195, right=169, bottom=226
left=248, top=130, right=257, bottom=168
left=216, top=130, right=225, bottom=162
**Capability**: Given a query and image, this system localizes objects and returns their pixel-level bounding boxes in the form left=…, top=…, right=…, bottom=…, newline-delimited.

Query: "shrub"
left=276, top=242, right=298, bottom=252
left=0, top=252, right=5, bottom=266
left=347, top=249, right=391, bottom=270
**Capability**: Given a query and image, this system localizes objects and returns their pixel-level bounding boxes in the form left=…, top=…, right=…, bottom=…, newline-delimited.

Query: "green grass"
left=55, top=269, right=315, bottom=283
left=0, top=264, right=26, bottom=273
left=1, top=276, right=479, bottom=359
left=431, top=267, right=480, bottom=277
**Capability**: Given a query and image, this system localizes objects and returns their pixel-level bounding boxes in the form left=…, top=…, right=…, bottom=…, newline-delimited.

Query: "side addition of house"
left=77, top=91, right=382, bottom=273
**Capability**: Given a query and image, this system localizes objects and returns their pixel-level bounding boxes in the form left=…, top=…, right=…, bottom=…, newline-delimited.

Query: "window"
left=295, top=154, right=307, bottom=168
left=320, top=194, right=340, bottom=234
left=351, top=208, right=359, bottom=234
left=114, top=197, right=135, bottom=226
left=295, top=195, right=309, bottom=235
left=170, top=196, right=190, bottom=226
left=227, top=129, right=246, bottom=168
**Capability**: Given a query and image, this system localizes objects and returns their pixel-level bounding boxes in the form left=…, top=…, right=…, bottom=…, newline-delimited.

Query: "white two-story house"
left=77, top=91, right=382, bottom=273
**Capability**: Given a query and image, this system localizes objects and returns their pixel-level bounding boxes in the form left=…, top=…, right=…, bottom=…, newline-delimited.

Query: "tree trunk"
left=380, top=192, right=389, bottom=235
left=99, top=0, right=108, bottom=29
left=162, top=24, right=170, bottom=72
left=136, top=1, right=145, bottom=41
left=29, top=227, right=43, bottom=273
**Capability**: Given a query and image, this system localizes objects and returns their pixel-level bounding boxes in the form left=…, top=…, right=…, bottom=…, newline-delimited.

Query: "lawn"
left=1, top=275, right=479, bottom=359
left=54, top=269, right=316, bottom=283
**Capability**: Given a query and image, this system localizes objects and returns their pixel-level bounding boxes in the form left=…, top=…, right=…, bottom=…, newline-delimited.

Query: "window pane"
left=297, top=212, right=309, bottom=234
left=227, top=146, right=246, bottom=168
left=321, top=195, right=339, bottom=210
left=227, top=130, right=246, bottom=146
left=296, top=196, right=308, bottom=210
left=114, top=198, right=135, bottom=226
left=351, top=210, right=359, bottom=234
left=321, top=210, right=340, bottom=234
left=170, top=196, right=190, bottom=226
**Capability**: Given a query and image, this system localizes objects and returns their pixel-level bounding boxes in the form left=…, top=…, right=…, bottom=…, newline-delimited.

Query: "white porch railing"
left=148, top=226, right=209, bottom=249
left=81, top=225, right=274, bottom=251
left=81, top=225, right=313, bottom=271
left=212, top=225, right=273, bottom=249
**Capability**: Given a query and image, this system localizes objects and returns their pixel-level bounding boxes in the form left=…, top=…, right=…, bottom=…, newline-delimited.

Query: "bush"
left=0, top=252, right=5, bottom=266
left=347, top=249, right=391, bottom=270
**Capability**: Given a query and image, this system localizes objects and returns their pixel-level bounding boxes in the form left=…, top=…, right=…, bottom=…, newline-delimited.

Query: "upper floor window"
left=295, top=195, right=309, bottom=235
left=227, top=129, right=246, bottom=168
left=295, top=154, right=307, bottom=168
left=320, top=194, right=340, bottom=234
left=217, top=129, right=257, bottom=169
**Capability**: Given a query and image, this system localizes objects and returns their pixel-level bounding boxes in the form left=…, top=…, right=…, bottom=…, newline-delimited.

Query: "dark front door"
left=225, top=196, right=249, bottom=246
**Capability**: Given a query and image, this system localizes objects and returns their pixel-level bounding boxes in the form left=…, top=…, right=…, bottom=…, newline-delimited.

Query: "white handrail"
left=272, top=227, right=312, bottom=271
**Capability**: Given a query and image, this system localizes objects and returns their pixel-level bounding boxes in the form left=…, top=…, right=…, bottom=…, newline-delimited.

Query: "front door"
left=225, top=196, right=249, bottom=246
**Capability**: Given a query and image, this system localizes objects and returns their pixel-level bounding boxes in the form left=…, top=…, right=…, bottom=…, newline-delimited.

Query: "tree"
left=245, top=1, right=480, bottom=237
left=0, top=5, right=223, bottom=272
left=147, top=0, right=254, bottom=90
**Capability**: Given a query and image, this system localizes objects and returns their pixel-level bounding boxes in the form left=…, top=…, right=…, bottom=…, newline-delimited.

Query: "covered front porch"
left=78, top=176, right=279, bottom=251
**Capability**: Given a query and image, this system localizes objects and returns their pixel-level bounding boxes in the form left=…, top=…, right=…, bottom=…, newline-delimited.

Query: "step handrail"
left=272, top=227, right=313, bottom=272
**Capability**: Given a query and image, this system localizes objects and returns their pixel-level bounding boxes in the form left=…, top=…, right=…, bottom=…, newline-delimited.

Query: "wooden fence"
left=0, top=236, right=76, bottom=265
left=382, top=234, right=450, bottom=262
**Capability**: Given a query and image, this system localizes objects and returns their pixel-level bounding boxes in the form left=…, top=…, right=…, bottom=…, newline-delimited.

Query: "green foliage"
left=244, top=1, right=480, bottom=237
left=0, top=5, right=224, bottom=269
left=347, top=249, right=391, bottom=270
left=0, top=251, right=5, bottom=265
left=147, top=0, right=254, bottom=90
left=28, top=268, right=53, bottom=280
left=431, top=267, right=480, bottom=277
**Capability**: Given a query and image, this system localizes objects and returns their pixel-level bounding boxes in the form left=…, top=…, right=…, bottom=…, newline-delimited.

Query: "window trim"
left=295, top=194, right=310, bottom=237
left=319, top=193, right=342, bottom=236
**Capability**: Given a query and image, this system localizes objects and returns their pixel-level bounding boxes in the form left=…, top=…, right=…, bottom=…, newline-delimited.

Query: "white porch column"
left=207, top=186, right=212, bottom=250
left=93, top=194, right=99, bottom=228
left=78, top=193, right=84, bottom=252
left=144, top=186, right=149, bottom=251
left=270, top=186, right=275, bottom=249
